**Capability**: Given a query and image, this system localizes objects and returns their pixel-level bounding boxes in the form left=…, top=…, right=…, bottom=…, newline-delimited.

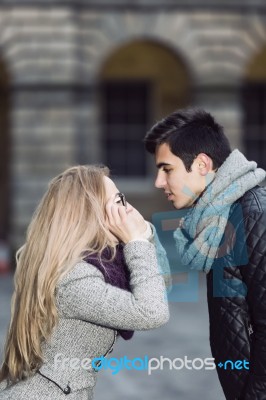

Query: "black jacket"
left=207, top=186, right=266, bottom=400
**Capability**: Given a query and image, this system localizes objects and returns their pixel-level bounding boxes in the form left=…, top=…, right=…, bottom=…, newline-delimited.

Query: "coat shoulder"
left=239, top=185, right=266, bottom=216
left=58, top=261, right=103, bottom=288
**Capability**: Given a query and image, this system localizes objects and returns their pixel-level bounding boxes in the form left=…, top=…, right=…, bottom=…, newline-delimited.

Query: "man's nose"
left=155, top=171, right=166, bottom=189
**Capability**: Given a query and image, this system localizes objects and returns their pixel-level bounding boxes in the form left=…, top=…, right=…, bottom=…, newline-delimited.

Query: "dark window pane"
left=242, top=83, right=266, bottom=170
left=101, top=81, right=150, bottom=177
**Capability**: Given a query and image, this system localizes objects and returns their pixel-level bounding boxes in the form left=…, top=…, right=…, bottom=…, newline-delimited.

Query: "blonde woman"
left=0, top=165, right=169, bottom=399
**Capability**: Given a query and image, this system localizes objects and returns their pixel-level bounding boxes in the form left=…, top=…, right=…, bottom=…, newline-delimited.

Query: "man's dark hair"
left=144, top=108, right=231, bottom=171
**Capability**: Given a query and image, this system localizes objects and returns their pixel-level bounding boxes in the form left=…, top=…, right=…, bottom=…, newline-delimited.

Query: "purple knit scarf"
left=83, top=243, right=134, bottom=340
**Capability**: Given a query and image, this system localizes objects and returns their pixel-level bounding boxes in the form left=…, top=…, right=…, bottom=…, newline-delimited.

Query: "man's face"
left=155, top=143, right=213, bottom=209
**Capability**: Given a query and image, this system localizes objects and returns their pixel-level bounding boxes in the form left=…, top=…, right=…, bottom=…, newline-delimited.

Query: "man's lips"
left=165, top=192, right=174, bottom=200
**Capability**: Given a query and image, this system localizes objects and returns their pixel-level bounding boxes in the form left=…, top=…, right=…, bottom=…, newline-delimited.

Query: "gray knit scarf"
left=173, top=150, right=266, bottom=273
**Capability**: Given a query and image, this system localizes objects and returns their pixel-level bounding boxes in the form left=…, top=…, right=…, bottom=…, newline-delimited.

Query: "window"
left=242, top=83, right=266, bottom=169
left=101, top=81, right=150, bottom=177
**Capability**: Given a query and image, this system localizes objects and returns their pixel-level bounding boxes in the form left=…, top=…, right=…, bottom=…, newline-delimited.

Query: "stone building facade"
left=0, top=0, right=266, bottom=256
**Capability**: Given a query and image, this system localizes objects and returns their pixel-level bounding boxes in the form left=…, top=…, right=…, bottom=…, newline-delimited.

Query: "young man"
left=144, top=108, right=266, bottom=400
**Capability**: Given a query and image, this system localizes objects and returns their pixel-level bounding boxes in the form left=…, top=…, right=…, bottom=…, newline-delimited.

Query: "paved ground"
left=0, top=273, right=225, bottom=400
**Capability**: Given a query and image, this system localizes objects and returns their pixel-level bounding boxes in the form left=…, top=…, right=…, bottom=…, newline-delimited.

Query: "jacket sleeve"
left=56, top=240, right=169, bottom=331
left=239, top=210, right=266, bottom=399
left=147, top=223, right=172, bottom=293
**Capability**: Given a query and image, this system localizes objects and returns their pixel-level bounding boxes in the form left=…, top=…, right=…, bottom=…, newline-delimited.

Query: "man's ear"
left=195, top=153, right=215, bottom=176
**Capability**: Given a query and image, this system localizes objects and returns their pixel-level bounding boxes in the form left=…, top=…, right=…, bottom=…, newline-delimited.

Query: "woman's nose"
left=126, top=203, right=134, bottom=213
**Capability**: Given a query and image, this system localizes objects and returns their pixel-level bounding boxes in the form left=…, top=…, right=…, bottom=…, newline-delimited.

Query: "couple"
left=0, top=108, right=265, bottom=400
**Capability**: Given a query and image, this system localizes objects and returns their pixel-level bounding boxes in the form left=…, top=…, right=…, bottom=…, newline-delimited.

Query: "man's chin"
left=172, top=201, right=182, bottom=210
left=172, top=200, right=193, bottom=210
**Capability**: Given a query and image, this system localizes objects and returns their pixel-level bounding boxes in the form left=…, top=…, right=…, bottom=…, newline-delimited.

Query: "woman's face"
left=103, top=177, right=134, bottom=242
left=103, top=176, right=133, bottom=211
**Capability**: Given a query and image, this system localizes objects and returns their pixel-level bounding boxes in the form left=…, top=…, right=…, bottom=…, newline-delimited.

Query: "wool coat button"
left=63, top=385, right=71, bottom=394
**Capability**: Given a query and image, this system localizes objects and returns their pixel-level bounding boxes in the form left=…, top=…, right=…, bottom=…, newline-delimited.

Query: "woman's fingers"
left=117, top=204, right=127, bottom=221
left=106, top=195, right=127, bottom=231
left=105, top=196, right=146, bottom=243
left=105, top=194, right=117, bottom=227
left=110, top=204, right=124, bottom=227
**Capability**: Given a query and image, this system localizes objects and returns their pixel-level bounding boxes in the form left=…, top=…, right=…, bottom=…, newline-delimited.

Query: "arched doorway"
left=0, top=57, right=10, bottom=243
left=99, top=39, right=192, bottom=177
left=242, top=45, right=266, bottom=168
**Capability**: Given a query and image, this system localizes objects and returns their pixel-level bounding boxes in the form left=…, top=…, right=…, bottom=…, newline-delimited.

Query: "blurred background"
left=1, top=0, right=266, bottom=398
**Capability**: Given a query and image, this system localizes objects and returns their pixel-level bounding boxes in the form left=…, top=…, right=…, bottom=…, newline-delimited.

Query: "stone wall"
left=0, top=5, right=265, bottom=249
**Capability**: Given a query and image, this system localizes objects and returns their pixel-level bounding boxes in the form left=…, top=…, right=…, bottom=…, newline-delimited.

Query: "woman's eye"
left=114, top=192, right=127, bottom=207
left=114, top=195, right=124, bottom=205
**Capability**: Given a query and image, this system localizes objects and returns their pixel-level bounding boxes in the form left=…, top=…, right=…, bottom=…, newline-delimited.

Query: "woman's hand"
left=105, top=195, right=147, bottom=244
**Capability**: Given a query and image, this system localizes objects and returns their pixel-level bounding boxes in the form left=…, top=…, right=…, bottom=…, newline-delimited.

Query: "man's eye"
left=163, top=169, right=172, bottom=174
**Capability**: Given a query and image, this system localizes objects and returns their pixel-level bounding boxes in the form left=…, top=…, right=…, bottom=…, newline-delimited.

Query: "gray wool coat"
left=0, top=240, right=170, bottom=399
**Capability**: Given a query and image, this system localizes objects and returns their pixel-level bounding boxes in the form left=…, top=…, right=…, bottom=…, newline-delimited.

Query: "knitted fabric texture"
left=174, top=149, right=266, bottom=273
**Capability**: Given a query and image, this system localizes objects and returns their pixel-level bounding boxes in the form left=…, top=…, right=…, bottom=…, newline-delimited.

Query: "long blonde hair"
left=0, top=165, right=114, bottom=384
